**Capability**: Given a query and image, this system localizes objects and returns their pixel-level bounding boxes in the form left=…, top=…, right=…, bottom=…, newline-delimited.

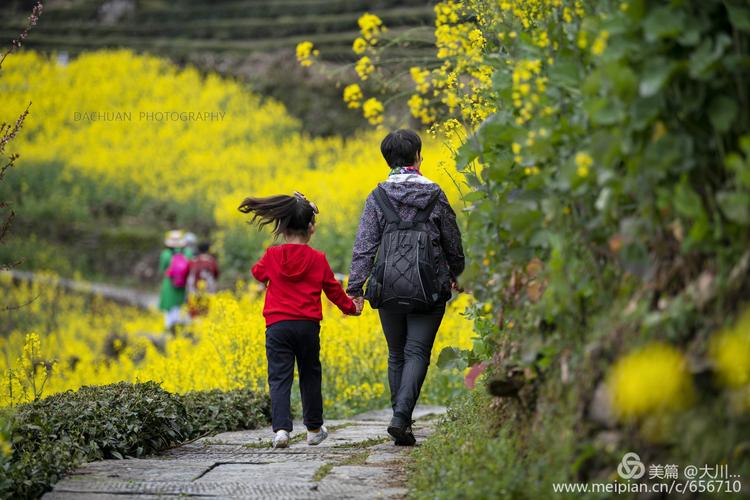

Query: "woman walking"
left=347, top=129, right=465, bottom=446
left=158, top=230, right=193, bottom=332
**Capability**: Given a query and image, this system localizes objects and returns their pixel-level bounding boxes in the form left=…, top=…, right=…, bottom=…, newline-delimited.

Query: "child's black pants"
left=265, top=320, right=323, bottom=432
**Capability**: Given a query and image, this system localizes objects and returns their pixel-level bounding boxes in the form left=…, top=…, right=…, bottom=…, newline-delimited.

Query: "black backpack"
left=364, top=186, right=448, bottom=312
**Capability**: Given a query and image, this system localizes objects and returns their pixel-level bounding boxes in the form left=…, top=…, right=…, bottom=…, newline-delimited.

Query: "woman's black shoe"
left=387, top=418, right=416, bottom=446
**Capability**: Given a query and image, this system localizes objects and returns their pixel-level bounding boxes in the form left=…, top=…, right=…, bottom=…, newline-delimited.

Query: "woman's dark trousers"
left=378, top=305, right=446, bottom=425
left=265, top=320, right=323, bottom=432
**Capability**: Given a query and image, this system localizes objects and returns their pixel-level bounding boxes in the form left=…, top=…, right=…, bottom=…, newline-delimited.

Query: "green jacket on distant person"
left=158, top=247, right=193, bottom=311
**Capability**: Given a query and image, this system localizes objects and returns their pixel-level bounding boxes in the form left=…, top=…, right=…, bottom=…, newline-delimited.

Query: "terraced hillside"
left=0, top=0, right=436, bottom=61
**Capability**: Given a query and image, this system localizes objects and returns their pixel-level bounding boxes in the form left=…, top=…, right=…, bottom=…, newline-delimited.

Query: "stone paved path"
left=43, top=405, right=446, bottom=499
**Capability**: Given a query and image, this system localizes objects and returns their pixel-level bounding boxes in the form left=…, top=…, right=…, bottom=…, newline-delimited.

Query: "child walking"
left=239, top=192, right=361, bottom=449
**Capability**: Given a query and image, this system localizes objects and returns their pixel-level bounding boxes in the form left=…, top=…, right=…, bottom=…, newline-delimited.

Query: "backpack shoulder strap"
left=372, top=186, right=401, bottom=224
left=414, top=193, right=440, bottom=223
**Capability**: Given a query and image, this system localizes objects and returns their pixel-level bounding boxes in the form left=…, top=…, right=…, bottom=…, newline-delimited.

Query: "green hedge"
left=0, top=382, right=270, bottom=499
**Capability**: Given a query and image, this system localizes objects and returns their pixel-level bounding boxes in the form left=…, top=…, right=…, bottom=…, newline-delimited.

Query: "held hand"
left=348, top=295, right=364, bottom=316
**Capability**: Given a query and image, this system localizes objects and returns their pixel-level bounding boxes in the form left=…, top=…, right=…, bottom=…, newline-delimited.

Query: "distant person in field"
left=239, top=192, right=362, bottom=449
left=347, top=129, right=465, bottom=446
left=158, top=230, right=194, bottom=332
left=187, top=241, right=220, bottom=317
left=183, top=232, right=198, bottom=257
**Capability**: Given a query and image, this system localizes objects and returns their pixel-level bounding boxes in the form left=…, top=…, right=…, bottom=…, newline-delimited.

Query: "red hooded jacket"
left=251, top=244, right=357, bottom=327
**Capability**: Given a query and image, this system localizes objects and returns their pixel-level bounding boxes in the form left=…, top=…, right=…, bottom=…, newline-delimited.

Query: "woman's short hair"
left=380, top=129, right=422, bottom=168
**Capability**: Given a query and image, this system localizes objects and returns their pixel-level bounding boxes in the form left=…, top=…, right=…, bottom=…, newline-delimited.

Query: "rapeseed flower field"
left=0, top=49, right=465, bottom=272
left=0, top=48, right=474, bottom=417
left=0, top=274, right=474, bottom=417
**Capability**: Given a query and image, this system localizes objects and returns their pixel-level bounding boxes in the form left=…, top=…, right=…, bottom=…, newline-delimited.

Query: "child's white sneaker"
left=306, top=425, right=328, bottom=446
left=272, top=430, right=290, bottom=449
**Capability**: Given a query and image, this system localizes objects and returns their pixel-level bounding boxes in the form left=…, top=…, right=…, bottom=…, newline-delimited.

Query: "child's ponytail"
left=238, top=193, right=318, bottom=238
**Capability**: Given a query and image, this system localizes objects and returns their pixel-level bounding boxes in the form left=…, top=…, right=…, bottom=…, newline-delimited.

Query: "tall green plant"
left=453, top=0, right=750, bottom=364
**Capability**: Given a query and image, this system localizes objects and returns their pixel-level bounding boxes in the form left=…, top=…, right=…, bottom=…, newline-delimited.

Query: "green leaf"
left=709, top=96, right=738, bottom=132
left=609, top=64, right=638, bottom=101
left=689, top=35, right=731, bottom=79
left=726, top=2, right=750, bottom=32
left=677, top=14, right=707, bottom=46
left=718, top=191, right=750, bottom=224
left=548, top=58, right=580, bottom=91
left=639, top=59, right=677, bottom=97
left=630, top=96, right=661, bottom=130
left=686, top=215, right=710, bottom=245
left=585, top=97, right=626, bottom=126
left=741, top=134, right=750, bottom=156
left=436, top=347, right=468, bottom=370
left=478, top=120, right=515, bottom=145
left=455, top=142, right=480, bottom=172
left=673, top=181, right=704, bottom=220
left=463, top=191, right=487, bottom=203
left=724, top=153, right=750, bottom=185
left=643, top=6, right=685, bottom=41
left=486, top=157, right=513, bottom=183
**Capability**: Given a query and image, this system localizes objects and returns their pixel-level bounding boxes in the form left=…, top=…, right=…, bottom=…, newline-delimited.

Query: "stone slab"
left=43, top=406, right=445, bottom=499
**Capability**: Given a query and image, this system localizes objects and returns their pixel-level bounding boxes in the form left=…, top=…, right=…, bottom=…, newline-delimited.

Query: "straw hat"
left=164, top=230, right=185, bottom=248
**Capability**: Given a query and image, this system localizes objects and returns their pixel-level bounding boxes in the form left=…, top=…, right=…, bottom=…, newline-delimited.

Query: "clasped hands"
left=346, top=281, right=461, bottom=317
left=347, top=295, right=365, bottom=316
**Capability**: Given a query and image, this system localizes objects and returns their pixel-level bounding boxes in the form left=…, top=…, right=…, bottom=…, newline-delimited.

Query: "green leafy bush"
left=0, top=382, right=270, bottom=499
left=180, top=387, right=271, bottom=437
left=458, top=0, right=750, bottom=355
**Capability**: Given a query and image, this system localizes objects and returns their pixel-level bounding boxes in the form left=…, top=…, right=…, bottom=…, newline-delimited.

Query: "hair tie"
left=293, top=191, right=319, bottom=214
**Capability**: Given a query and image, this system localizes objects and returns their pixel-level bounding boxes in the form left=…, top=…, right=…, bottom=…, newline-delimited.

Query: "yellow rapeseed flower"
left=343, top=83, right=363, bottom=109
left=296, top=41, right=318, bottom=67
left=355, top=56, right=375, bottom=80
left=710, top=310, right=750, bottom=388
left=358, top=13, right=384, bottom=41
left=410, top=66, right=431, bottom=94
left=591, top=30, right=610, bottom=56
left=352, top=37, right=368, bottom=55
left=575, top=151, right=593, bottom=178
left=608, top=343, right=694, bottom=420
left=362, top=97, right=384, bottom=125
left=0, top=437, right=11, bottom=457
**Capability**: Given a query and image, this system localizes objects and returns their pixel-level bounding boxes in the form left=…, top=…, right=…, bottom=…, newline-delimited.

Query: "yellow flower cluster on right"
left=608, top=343, right=694, bottom=420
left=710, top=309, right=750, bottom=389
left=511, top=59, right=545, bottom=126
